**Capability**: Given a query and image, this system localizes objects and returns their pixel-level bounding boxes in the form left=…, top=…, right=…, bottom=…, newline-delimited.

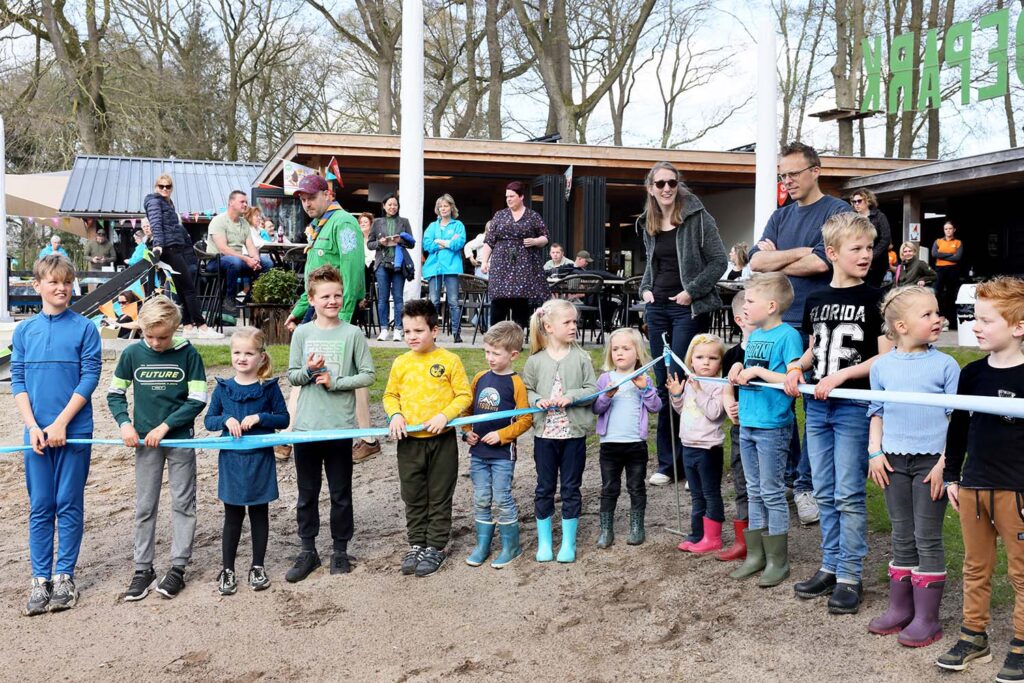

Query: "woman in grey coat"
left=366, top=193, right=415, bottom=341
left=638, top=161, right=728, bottom=485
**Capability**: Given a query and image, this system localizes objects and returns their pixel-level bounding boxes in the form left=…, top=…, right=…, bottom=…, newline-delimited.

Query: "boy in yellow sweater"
left=384, top=299, right=472, bottom=577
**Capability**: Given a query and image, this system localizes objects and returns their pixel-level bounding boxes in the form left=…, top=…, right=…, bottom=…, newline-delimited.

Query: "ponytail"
left=528, top=298, right=577, bottom=355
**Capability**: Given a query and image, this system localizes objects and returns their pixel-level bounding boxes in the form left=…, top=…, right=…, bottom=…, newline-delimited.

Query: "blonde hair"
left=154, top=173, right=174, bottom=190
left=243, top=206, right=264, bottom=227
left=899, top=240, right=919, bottom=256
left=307, top=264, right=343, bottom=298
left=483, top=320, right=525, bottom=353
left=528, top=298, right=578, bottom=354
left=745, top=272, right=795, bottom=314
left=821, top=211, right=876, bottom=250
left=975, top=276, right=1024, bottom=328
left=602, top=327, right=651, bottom=371
left=879, top=285, right=935, bottom=340
left=33, top=254, right=76, bottom=282
left=137, top=294, right=182, bottom=331
left=643, top=161, right=689, bottom=236
left=731, top=242, right=750, bottom=268
left=684, top=333, right=726, bottom=375
left=434, top=193, right=459, bottom=219
left=231, top=326, right=273, bottom=380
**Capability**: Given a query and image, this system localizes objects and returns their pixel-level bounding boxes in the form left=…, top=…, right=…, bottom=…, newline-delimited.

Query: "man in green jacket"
left=285, top=174, right=365, bottom=330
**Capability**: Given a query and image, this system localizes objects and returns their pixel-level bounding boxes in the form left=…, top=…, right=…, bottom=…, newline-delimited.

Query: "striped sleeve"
left=106, top=349, right=133, bottom=426
left=162, top=347, right=208, bottom=432
left=496, top=375, right=534, bottom=444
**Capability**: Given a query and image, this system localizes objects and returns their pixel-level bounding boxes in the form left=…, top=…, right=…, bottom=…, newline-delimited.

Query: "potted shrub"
left=248, top=268, right=301, bottom=344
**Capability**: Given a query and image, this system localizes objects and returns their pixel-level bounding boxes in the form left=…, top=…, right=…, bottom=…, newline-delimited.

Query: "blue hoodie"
left=12, top=309, right=103, bottom=437
left=422, top=218, right=467, bottom=278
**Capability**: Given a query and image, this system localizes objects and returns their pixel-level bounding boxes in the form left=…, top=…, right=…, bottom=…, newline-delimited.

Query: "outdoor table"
left=258, top=241, right=304, bottom=269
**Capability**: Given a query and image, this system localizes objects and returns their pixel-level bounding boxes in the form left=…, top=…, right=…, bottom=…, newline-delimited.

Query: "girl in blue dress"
left=205, top=327, right=289, bottom=595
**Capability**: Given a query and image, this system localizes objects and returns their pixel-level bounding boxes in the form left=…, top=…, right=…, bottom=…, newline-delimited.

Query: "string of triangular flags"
left=7, top=215, right=76, bottom=228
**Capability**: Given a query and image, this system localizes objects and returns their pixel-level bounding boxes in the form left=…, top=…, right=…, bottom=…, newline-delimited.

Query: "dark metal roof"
left=59, top=155, right=262, bottom=218
left=843, top=146, right=1024, bottom=197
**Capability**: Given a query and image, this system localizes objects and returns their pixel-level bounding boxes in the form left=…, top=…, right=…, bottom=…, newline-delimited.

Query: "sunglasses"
left=157, top=184, right=173, bottom=190
left=653, top=179, right=678, bottom=189
left=851, top=198, right=864, bottom=205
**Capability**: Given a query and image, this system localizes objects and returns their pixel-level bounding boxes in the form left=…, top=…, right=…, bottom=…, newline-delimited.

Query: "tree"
left=775, top=0, right=830, bottom=146
left=509, top=0, right=657, bottom=143
left=832, top=0, right=865, bottom=154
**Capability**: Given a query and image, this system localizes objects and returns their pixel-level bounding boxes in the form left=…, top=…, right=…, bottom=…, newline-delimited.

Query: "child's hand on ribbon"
left=631, top=374, right=649, bottom=390
left=120, top=423, right=140, bottom=448
left=389, top=414, right=408, bottom=440
left=28, top=426, right=46, bottom=454
left=424, top=413, right=449, bottom=434
left=143, top=423, right=170, bottom=448
left=224, top=417, right=243, bottom=438
left=42, top=420, right=67, bottom=448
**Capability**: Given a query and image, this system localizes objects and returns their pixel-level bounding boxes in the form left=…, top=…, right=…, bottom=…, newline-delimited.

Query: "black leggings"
left=490, top=297, right=531, bottom=330
left=223, top=503, right=269, bottom=570
left=160, top=246, right=205, bottom=327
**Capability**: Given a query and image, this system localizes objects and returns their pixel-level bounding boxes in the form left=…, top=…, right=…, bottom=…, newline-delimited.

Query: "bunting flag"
left=777, top=181, right=789, bottom=206
left=257, top=182, right=280, bottom=190
left=98, top=301, right=116, bottom=320
left=283, top=159, right=317, bottom=196
left=326, top=156, right=344, bottom=189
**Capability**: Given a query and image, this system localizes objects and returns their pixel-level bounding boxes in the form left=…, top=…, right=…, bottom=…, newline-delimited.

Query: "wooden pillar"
left=902, top=192, right=921, bottom=244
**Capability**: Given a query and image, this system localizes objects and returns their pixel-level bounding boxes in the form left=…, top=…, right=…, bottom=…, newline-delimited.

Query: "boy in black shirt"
left=784, top=212, right=889, bottom=615
left=937, top=277, right=1024, bottom=679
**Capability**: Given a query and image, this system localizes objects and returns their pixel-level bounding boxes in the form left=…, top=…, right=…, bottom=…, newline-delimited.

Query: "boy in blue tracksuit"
left=12, top=255, right=103, bottom=615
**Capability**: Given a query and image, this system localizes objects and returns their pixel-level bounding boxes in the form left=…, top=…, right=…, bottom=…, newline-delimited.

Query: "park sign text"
left=861, top=7, right=1022, bottom=114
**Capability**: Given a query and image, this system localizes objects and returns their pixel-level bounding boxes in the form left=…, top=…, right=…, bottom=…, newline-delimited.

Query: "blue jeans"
left=646, top=302, right=701, bottom=478
left=786, top=325, right=813, bottom=494
left=805, top=397, right=870, bottom=582
left=739, top=425, right=791, bottom=535
left=682, top=445, right=725, bottom=542
left=206, top=254, right=274, bottom=299
left=470, top=456, right=517, bottom=524
left=25, top=443, right=91, bottom=578
left=428, top=274, right=462, bottom=335
left=375, top=266, right=405, bottom=330
left=534, top=437, right=586, bottom=520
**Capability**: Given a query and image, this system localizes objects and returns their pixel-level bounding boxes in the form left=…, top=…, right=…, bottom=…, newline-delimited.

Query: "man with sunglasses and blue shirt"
left=748, top=142, right=851, bottom=528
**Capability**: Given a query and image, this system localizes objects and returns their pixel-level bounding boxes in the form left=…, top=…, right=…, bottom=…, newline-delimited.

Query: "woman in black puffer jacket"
left=144, top=173, right=221, bottom=338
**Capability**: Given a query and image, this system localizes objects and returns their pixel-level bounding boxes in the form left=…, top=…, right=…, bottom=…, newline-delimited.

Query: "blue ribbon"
left=2, top=353, right=664, bottom=454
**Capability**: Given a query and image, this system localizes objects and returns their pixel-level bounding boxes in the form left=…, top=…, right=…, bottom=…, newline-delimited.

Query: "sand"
left=0, top=364, right=1008, bottom=682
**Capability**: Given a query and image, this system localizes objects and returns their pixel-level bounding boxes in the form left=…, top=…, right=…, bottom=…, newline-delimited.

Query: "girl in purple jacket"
left=592, top=328, right=662, bottom=548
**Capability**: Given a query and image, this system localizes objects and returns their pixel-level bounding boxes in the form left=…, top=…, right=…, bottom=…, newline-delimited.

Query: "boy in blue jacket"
left=12, top=255, right=103, bottom=615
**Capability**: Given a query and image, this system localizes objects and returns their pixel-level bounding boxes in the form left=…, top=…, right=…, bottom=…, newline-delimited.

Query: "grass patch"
left=197, top=342, right=1005, bottom=603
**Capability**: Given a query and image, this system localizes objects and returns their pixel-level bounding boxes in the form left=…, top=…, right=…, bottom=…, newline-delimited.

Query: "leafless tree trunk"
left=832, top=0, right=864, bottom=155
left=896, top=0, right=923, bottom=157
left=776, top=0, right=828, bottom=146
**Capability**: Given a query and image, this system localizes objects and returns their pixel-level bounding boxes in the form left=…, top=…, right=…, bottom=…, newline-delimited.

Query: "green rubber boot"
left=729, top=528, right=766, bottom=580
left=596, top=511, right=615, bottom=549
left=758, top=533, right=791, bottom=588
left=627, top=508, right=646, bottom=545
left=465, top=521, right=496, bottom=567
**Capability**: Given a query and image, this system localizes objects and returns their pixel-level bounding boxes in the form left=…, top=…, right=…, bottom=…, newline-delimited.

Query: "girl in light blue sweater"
left=866, top=286, right=960, bottom=648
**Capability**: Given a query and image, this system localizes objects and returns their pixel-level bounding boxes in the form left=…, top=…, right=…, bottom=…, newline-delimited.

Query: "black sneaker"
left=218, top=568, right=237, bottom=596
left=400, top=545, right=424, bottom=575
left=248, top=566, right=271, bottom=591
left=827, top=582, right=862, bottom=615
left=997, top=640, right=1024, bottom=683
left=331, top=552, right=352, bottom=575
left=285, top=550, right=321, bottom=583
left=156, top=566, right=186, bottom=599
left=123, top=568, right=156, bottom=602
left=794, top=570, right=837, bottom=599
left=48, top=574, right=79, bottom=612
left=24, top=577, right=51, bottom=616
left=937, top=628, right=993, bottom=671
left=415, top=547, right=446, bottom=577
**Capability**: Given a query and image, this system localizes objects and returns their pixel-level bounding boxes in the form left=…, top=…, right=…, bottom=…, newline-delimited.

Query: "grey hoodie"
left=638, top=193, right=728, bottom=317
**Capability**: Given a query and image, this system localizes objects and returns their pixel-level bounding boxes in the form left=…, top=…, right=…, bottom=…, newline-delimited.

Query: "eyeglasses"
left=851, top=198, right=864, bottom=205
left=653, top=179, right=678, bottom=189
left=157, top=184, right=173, bottom=190
left=777, top=166, right=816, bottom=182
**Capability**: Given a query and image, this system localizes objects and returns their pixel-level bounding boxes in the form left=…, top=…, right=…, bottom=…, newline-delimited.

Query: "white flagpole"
left=400, top=0, right=425, bottom=306
left=754, top=21, right=779, bottom=243
left=0, top=115, right=11, bottom=322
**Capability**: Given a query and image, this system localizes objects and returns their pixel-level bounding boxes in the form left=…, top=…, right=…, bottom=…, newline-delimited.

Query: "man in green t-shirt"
left=206, top=190, right=274, bottom=314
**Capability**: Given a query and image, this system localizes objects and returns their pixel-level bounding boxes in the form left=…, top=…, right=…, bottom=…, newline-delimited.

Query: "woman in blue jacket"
left=423, top=193, right=467, bottom=343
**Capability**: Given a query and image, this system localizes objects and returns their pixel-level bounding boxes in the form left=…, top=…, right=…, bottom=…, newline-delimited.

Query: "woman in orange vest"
left=931, top=221, right=963, bottom=330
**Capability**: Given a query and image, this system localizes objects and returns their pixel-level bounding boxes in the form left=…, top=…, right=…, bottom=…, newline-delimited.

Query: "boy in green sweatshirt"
left=107, top=295, right=207, bottom=602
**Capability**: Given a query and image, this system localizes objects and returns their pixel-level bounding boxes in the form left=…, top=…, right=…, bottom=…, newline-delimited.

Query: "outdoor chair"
left=457, top=274, right=490, bottom=345
left=619, top=275, right=646, bottom=334
left=194, top=249, right=225, bottom=331
left=550, top=274, right=605, bottom=344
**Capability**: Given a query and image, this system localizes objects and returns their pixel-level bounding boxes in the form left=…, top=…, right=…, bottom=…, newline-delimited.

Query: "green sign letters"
left=861, top=8, right=1023, bottom=113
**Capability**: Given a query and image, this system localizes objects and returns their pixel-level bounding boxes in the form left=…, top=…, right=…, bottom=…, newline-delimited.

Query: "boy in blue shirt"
left=727, top=271, right=804, bottom=587
left=13, top=256, right=103, bottom=615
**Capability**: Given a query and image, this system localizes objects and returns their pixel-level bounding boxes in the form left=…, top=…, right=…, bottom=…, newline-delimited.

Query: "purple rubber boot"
left=868, top=564, right=914, bottom=635
left=898, top=571, right=945, bottom=647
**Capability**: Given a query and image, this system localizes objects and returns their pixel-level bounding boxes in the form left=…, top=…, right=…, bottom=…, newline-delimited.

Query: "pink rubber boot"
left=686, top=518, right=724, bottom=554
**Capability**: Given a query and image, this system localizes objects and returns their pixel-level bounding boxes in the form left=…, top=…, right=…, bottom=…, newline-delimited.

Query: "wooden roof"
left=257, top=132, right=923, bottom=192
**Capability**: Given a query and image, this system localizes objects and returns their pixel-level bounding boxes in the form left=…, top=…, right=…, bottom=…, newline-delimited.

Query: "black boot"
left=627, top=508, right=646, bottom=545
left=794, top=570, right=837, bottom=599
left=827, top=581, right=863, bottom=614
left=596, top=511, right=614, bottom=549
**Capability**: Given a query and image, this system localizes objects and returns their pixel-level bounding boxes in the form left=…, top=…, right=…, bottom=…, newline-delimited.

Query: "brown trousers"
left=960, top=488, right=1024, bottom=638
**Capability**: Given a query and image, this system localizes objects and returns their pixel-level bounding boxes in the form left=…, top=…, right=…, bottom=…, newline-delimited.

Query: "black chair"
left=457, top=274, right=490, bottom=344
left=357, top=266, right=380, bottom=338
left=194, top=250, right=225, bottom=331
left=550, top=274, right=605, bottom=344
left=620, top=275, right=646, bottom=334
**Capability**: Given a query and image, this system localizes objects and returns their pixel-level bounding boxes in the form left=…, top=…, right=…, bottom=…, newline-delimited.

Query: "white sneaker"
left=393, top=329, right=403, bottom=342
left=649, top=473, right=671, bottom=486
left=795, top=491, right=820, bottom=525
left=377, top=330, right=389, bottom=342
left=198, top=327, right=224, bottom=339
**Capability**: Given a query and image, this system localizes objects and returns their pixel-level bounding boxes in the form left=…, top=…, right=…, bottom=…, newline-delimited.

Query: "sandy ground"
left=0, top=362, right=1008, bottom=682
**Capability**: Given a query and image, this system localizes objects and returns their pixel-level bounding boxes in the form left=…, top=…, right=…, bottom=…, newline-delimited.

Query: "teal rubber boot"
left=535, top=517, right=554, bottom=562
left=491, top=521, right=523, bottom=568
left=465, top=521, right=496, bottom=567
left=596, top=511, right=615, bottom=549
left=557, top=517, right=579, bottom=563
